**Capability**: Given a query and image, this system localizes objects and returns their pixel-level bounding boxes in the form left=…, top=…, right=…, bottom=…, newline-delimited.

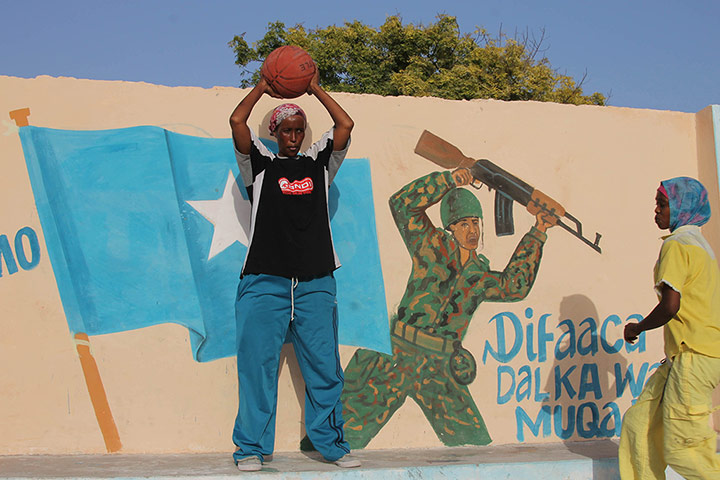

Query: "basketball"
left=261, top=45, right=316, bottom=99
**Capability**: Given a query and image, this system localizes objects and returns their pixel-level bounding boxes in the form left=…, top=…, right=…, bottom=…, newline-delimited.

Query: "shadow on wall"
left=547, top=294, right=627, bottom=478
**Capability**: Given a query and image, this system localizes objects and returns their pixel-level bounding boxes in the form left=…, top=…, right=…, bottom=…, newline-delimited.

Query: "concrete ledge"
left=0, top=440, right=680, bottom=480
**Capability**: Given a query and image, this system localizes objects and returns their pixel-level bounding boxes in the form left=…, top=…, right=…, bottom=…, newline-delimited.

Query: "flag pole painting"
left=20, top=123, right=389, bottom=361
left=18, top=118, right=389, bottom=451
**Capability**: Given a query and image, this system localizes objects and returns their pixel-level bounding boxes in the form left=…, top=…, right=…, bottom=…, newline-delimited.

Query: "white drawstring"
left=290, top=277, right=299, bottom=321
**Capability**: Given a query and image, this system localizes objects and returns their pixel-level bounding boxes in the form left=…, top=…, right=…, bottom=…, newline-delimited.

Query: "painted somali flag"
left=19, top=126, right=390, bottom=361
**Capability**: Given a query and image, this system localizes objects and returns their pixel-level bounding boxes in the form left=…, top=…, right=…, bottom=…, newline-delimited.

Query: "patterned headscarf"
left=659, top=176, right=711, bottom=231
left=268, top=103, right=306, bottom=134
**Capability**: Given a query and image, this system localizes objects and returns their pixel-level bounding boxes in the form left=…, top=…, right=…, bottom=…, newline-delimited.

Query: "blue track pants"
left=232, top=273, right=350, bottom=463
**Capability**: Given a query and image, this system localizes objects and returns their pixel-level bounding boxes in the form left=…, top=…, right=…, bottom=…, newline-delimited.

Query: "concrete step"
left=0, top=440, right=685, bottom=480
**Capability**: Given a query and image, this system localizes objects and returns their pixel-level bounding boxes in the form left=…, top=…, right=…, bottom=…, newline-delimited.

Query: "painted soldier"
left=340, top=167, right=558, bottom=447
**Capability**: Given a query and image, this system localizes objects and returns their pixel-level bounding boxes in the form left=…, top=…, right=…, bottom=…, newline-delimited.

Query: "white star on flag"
left=187, top=171, right=252, bottom=260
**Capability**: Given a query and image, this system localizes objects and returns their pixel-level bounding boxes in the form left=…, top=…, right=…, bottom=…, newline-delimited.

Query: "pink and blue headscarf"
left=659, top=176, right=711, bottom=231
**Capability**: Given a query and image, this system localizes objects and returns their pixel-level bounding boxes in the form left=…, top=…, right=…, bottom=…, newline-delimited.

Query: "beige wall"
left=696, top=106, right=720, bottom=431
left=0, top=75, right=717, bottom=454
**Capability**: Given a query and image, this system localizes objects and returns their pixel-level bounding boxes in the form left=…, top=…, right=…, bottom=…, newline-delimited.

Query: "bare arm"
left=307, top=70, right=354, bottom=151
left=624, top=283, right=680, bottom=343
left=229, top=78, right=278, bottom=154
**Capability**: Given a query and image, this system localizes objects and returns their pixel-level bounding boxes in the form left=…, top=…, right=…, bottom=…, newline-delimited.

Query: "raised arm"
left=389, top=171, right=455, bottom=251
left=229, top=78, right=277, bottom=154
left=307, top=70, right=354, bottom=151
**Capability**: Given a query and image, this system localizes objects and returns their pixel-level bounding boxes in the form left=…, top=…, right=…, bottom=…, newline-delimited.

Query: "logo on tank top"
left=278, top=177, right=314, bottom=195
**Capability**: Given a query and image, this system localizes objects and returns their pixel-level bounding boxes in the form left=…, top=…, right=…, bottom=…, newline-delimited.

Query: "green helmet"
left=441, top=188, right=483, bottom=229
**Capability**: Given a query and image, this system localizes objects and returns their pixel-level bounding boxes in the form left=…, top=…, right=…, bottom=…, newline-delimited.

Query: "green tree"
left=229, top=15, right=606, bottom=106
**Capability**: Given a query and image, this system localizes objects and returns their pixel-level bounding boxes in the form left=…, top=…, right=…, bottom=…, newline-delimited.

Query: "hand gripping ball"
left=261, top=45, right=317, bottom=99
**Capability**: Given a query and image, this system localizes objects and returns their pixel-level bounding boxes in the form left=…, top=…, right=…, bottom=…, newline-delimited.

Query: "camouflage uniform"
left=341, top=171, right=547, bottom=448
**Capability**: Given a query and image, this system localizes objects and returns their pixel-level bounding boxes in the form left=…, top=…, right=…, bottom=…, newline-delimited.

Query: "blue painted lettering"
left=0, top=234, right=18, bottom=277
left=483, top=311, right=522, bottom=364
left=517, top=365, right=532, bottom=401
left=520, top=402, right=622, bottom=441
left=497, top=365, right=515, bottom=405
left=536, top=313, right=554, bottom=362
left=486, top=310, right=645, bottom=364
left=525, top=323, right=537, bottom=361
left=576, top=402, right=601, bottom=438
left=601, top=315, right=623, bottom=354
left=554, top=364, right=577, bottom=400
left=497, top=365, right=551, bottom=404
left=553, top=404, right=575, bottom=439
left=534, top=366, right=550, bottom=401
left=0, top=227, right=41, bottom=277
left=599, top=401, right=621, bottom=437
left=578, top=363, right=602, bottom=400
left=14, top=227, right=40, bottom=270
left=577, top=317, right=598, bottom=356
left=555, top=319, right=576, bottom=360
left=516, top=405, right=551, bottom=442
left=615, top=362, right=650, bottom=398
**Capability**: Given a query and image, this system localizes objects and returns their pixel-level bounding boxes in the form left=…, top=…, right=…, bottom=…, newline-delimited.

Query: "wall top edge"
left=1, top=74, right=710, bottom=115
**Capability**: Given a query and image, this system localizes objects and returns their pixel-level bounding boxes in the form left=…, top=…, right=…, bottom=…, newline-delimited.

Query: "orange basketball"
left=261, top=45, right=316, bottom=99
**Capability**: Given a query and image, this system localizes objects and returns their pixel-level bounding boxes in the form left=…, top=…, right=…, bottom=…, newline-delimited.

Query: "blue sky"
left=2, top=0, right=718, bottom=112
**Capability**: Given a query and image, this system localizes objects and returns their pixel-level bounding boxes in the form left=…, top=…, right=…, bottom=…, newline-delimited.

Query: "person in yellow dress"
left=620, top=176, right=720, bottom=479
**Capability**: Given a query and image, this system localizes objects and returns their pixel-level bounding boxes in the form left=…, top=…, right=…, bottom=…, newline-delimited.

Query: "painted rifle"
left=414, top=130, right=602, bottom=254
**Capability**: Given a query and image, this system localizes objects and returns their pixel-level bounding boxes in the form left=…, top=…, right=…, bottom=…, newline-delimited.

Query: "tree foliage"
left=229, top=15, right=606, bottom=106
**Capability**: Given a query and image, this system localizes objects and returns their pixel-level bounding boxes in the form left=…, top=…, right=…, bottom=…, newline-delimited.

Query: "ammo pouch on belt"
left=449, top=341, right=477, bottom=385
left=392, top=319, right=477, bottom=385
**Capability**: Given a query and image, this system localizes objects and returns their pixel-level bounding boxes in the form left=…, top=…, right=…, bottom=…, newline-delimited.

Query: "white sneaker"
left=334, top=453, right=361, bottom=468
left=236, top=456, right=262, bottom=472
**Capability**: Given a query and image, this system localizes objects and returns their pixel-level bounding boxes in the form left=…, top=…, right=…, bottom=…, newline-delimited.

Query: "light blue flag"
left=20, top=126, right=390, bottom=361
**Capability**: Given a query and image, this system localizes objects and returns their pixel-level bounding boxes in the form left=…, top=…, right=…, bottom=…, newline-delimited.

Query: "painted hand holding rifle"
left=451, top=166, right=561, bottom=234
left=415, top=130, right=602, bottom=253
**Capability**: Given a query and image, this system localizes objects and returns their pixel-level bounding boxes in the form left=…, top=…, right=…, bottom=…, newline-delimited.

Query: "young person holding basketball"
left=229, top=66, right=358, bottom=471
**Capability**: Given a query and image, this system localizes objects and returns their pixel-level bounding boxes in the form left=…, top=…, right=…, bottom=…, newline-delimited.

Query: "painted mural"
left=4, top=113, right=689, bottom=452
left=338, top=131, right=614, bottom=448
left=3, top=76, right=718, bottom=456
left=16, top=114, right=389, bottom=452
left=483, top=302, right=653, bottom=443
left=19, top=124, right=389, bottom=359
